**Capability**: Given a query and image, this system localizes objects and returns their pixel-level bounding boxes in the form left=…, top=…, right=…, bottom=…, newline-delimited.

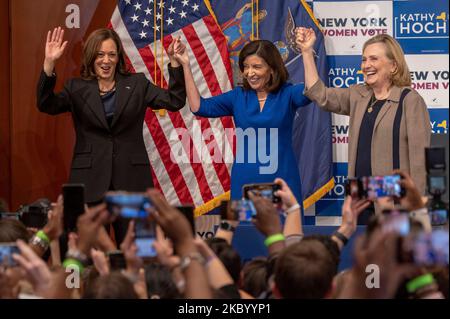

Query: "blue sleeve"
left=290, top=83, right=311, bottom=109
left=193, top=89, right=235, bottom=118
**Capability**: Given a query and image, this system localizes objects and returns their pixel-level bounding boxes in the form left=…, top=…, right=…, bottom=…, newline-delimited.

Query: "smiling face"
left=242, top=54, right=272, bottom=92
left=361, top=43, right=397, bottom=90
left=94, top=38, right=118, bottom=81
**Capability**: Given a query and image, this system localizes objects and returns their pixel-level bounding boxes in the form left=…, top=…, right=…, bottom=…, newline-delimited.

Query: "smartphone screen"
left=134, top=219, right=157, bottom=258
left=428, top=175, right=446, bottom=195
left=242, top=183, right=281, bottom=203
left=381, top=211, right=410, bottom=236
left=63, top=184, right=85, bottom=232
left=230, top=199, right=256, bottom=222
left=104, top=192, right=151, bottom=219
left=364, top=175, right=403, bottom=199
left=176, top=205, right=196, bottom=235
left=411, top=230, right=449, bottom=266
left=0, top=243, right=20, bottom=267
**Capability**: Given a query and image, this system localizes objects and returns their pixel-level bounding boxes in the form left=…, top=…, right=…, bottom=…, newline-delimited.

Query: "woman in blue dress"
left=173, top=40, right=310, bottom=202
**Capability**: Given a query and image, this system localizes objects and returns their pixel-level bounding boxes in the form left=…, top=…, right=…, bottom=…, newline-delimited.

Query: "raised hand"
left=173, top=38, right=189, bottom=67
left=44, top=27, right=68, bottom=75
left=295, top=27, right=316, bottom=54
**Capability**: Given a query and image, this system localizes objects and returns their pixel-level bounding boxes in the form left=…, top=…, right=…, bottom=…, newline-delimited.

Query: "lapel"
left=374, top=86, right=402, bottom=131
left=111, top=73, right=136, bottom=128
left=80, top=80, right=110, bottom=131
left=353, top=85, right=372, bottom=138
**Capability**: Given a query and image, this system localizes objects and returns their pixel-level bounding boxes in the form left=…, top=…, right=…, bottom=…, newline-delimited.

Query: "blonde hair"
left=362, top=34, right=411, bottom=87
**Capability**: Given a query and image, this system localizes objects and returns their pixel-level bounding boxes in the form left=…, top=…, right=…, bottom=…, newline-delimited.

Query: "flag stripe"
left=138, top=45, right=205, bottom=205
left=181, top=24, right=231, bottom=192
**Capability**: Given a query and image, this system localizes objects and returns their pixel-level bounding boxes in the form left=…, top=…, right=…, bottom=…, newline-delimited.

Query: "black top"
left=355, top=98, right=386, bottom=177
left=101, top=90, right=117, bottom=127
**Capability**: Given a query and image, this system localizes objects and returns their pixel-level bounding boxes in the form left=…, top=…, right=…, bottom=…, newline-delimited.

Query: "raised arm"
left=43, top=27, right=68, bottom=76
left=171, top=38, right=201, bottom=113
left=296, top=27, right=352, bottom=115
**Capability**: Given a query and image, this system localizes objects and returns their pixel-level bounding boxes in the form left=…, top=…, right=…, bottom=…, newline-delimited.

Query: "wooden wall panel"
left=10, top=0, right=116, bottom=210
left=0, top=0, right=11, bottom=211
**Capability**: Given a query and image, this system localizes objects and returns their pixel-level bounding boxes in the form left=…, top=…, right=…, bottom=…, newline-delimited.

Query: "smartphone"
left=229, top=199, right=257, bottom=222
left=381, top=210, right=410, bottom=236
left=107, top=251, right=127, bottom=271
left=0, top=243, right=20, bottom=267
left=176, top=205, right=196, bottom=236
left=362, top=175, right=404, bottom=199
left=134, top=219, right=157, bottom=258
left=425, top=147, right=446, bottom=172
left=242, top=183, right=281, bottom=203
left=104, top=192, right=152, bottom=219
left=429, top=209, right=448, bottom=226
left=63, top=184, right=85, bottom=232
left=408, top=230, right=449, bottom=266
left=428, top=175, right=446, bottom=195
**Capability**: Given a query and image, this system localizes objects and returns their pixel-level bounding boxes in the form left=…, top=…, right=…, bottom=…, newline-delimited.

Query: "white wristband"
left=285, top=203, right=301, bottom=215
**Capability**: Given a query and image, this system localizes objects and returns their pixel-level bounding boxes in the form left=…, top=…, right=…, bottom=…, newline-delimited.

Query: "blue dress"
left=195, top=83, right=310, bottom=201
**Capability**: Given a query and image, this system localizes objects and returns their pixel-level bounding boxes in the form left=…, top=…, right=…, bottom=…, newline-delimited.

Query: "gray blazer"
left=304, top=79, right=430, bottom=194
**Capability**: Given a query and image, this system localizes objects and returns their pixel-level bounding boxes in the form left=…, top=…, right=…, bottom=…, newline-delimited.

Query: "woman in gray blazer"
left=296, top=29, right=430, bottom=221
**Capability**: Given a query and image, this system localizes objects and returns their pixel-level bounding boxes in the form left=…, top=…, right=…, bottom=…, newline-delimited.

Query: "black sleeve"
left=143, top=64, right=187, bottom=112
left=36, top=71, right=72, bottom=115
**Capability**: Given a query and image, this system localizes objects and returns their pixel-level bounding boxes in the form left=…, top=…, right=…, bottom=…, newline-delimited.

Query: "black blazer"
left=37, top=66, right=186, bottom=203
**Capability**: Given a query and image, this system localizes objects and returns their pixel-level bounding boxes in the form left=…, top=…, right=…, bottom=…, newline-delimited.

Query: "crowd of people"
left=0, top=172, right=447, bottom=299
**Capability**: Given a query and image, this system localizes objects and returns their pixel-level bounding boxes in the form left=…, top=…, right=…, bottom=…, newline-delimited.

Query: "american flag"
left=110, top=0, right=235, bottom=216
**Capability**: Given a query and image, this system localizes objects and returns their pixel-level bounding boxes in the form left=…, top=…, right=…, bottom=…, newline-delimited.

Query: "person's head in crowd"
left=362, top=34, right=411, bottom=90
left=238, top=40, right=289, bottom=93
left=83, top=272, right=138, bottom=299
left=240, top=256, right=269, bottom=298
left=206, top=238, right=242, bottom=284
left=0, top=219, right=30, bottom=243
left=302, top=235, right=340, bottom=273
left=145, top=263, right=180, bottom=299
left=273, top=240, right=335, bottom=299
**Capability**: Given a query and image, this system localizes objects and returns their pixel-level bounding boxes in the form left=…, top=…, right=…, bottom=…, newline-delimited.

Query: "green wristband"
left=406, top=273, right=435, bottom=293
left=63, top=258, right=85, bottom=274
left=264, top=234, right=285, bottom=247
left=36, top=230, right=50, bottom=244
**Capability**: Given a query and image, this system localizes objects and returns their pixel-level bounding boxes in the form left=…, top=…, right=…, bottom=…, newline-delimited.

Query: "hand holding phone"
left=242, top=183, right=281, bottom=203
left=0, top=243, right=20, bottom=267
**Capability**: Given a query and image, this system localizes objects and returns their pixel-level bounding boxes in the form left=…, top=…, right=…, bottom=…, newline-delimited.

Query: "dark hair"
left=241, top=257, right=268, bottom=298
left=0, top=219, right=30, bottom=242
left=302, top=235, right=340, bottom=273
left=274, top=241, right=335, bottom=299
left=206, top=238, right=242, bottom=283
left=238, top=40, right=288, bottom=93
left=145, top=263, right=180, bottom=299
left=82, top=272, right=138, bottom=299
left=80, top=28, right=129, bottom=80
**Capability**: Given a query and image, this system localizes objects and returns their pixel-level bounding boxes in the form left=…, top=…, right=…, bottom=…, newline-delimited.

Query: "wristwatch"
left=219, top=220, right=236, bottom=232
